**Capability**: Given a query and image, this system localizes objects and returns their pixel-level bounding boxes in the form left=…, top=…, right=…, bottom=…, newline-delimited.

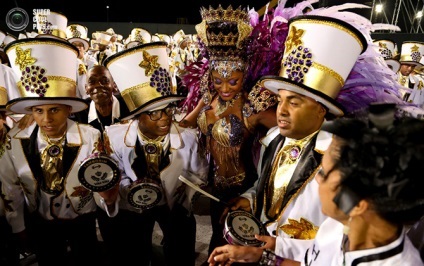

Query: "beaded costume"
left=181, top=5, right=285, bottom=192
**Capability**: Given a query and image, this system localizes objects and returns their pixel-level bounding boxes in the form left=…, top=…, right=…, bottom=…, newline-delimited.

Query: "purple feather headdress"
left=307, top=4, right=424, bottom=118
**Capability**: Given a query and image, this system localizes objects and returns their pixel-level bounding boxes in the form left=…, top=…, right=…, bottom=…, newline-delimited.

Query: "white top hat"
left=92, top=31, right=113, bottom=46
left=373, top=39, right=400, bottom=73
left=0, top=34, right=17, bottom=52
left=151, top=33, right=171, bottom=44
left=104, top=42, right=184, bottom=120
left=36, top=11, right=68, bottom=39
left=26, top=31, right=38, bottom=38
left=261, top=15, right=367, bottom=117
left=172, top=29, right=185, bottom=46
left=66, top=24, right=90, bottom=51
left=106, top=28, right=116, bottom=36
left=5, top=37, right=87, bottom=114
left=126, top=28, right=152, bottom=49
left=399, top=41, right=424, bottom=67
left=18, top=33, right=27, bottom=40
left=89, top=39, right=100, bottom=52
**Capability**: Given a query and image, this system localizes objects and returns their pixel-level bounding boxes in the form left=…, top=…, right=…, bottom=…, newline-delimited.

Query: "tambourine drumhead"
left=223, top=210, right=266, bottom=246
left=78, top=153, right=120, bottom=192
left=128, top=182, right=163, bottom=210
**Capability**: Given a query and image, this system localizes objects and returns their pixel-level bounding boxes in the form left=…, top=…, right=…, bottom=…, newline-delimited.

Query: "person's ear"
left=348, top=199, right=368, bottom=217
left=317, top=103, right=327, bottom=119
left=333, top=186, right=361, bottom=214
left=112, top=81, right=118, bottom=93
left=85, top=82, right=91, bottom=95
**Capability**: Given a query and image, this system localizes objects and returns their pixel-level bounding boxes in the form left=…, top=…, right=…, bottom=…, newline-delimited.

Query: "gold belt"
left=214, top=172, right=246, bottom=190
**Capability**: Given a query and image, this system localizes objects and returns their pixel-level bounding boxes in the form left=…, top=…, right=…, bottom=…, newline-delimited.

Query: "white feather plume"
left=371, top=23, right=402, bottom=32
left=309, top=3, right=370, bottom=16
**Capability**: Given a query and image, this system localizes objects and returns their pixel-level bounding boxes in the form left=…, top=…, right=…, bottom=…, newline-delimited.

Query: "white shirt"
left=302, top=218, right=423, bottom=266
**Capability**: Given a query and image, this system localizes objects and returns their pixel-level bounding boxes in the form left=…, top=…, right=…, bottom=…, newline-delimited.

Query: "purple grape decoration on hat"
left=283, top=45, right=312, bottom=84
left=21, top=65, right=48, bottom=97
left=411, top=47, right=422, bottom=62
left=380, top=48, right=392, bottom=59
left=150, top=67, right=172, bottom=96
left=377, top=42, right=393, bottom=59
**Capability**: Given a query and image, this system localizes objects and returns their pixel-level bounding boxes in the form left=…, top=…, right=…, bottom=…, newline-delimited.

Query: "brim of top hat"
left=414, top=66, right=424, bottom=75
left=0, top=106, right=13, bottom=116
left=385, top=59, right=400, bottom=74
left=260, top=75, right=345, bottom=117
left=125, top=41, right=141, bottom=49
left=6, top=97, right=88, bottom=114
left=399, top=60, right=424, bottom=67
left=67, top=37, right=89, bottom=51
left=120, top=95, right=185, bottom=121
left=36, top=34, right=66, bottom=41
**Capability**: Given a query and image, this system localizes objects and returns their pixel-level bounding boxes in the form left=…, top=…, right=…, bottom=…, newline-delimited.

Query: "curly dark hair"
left=326, top=115, right=424, bottom=226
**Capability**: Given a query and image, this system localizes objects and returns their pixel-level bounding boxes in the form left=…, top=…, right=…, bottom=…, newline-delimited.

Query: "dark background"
left=1, top=0, right=372, bottom=24
left=1, top=0, right=422, bottom=47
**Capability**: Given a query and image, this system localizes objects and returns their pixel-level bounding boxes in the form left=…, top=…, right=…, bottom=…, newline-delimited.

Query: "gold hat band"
left=39, top=29, right=67, bottom=39
left=0, top=86, right=7, bottom=106
left=121, top=82, right=164, bottom=112
left=400, top=55, right=419, bottom=63
left=17, top=76, right=76, bottom=97
left=281, top=61, right=344, bottom=99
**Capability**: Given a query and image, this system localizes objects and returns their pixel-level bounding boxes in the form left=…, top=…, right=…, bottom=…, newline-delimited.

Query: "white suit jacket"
left=242, top=127, right=332, bottom=261
left=303, top=218, right=423, bottom=266
left=97, top=120, right=209, bottom=216
left=0, top=119, right=101, bottom=233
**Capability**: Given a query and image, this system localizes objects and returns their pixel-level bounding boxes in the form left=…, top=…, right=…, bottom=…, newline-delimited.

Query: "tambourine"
left=223, top=210, right=267, bottom=246
left=127, top=179, right=164, bottom=210
left=78, top=153, right=120, bottom=192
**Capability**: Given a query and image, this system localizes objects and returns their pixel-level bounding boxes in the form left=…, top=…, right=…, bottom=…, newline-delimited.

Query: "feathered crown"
left=196, top=5, right=252, bottom=61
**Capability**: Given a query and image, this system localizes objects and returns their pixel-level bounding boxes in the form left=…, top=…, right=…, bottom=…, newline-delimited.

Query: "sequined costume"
left=197, top=95, right=255, bottom=192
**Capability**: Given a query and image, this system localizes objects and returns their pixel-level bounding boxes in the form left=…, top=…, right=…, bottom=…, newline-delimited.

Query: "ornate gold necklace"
left=215, top=92, right=242, bottom=117
left=138, top=129, right=166, bottom=179
left=399, top=74, right=408, bottom=87
left=41, top=130, right=67, bottom=157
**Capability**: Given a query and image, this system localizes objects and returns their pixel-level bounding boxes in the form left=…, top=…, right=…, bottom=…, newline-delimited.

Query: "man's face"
left=31, top=104, right=71, bottom=138
left=86, top=66, right=117, bottom=105
left=98, top=44, right=107, bottom=51
left=72, top=41, right=86, bottom=59
left=400, top=63, right=416, bottom=76
left=315, top=137, right=350, bottom=222
left=276, top=90, right=326, bottom=140
left=137, top=106, right=173, bottom=139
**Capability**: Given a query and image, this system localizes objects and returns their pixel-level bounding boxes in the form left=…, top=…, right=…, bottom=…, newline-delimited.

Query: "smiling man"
left=74, top=65, right=129, bottom=138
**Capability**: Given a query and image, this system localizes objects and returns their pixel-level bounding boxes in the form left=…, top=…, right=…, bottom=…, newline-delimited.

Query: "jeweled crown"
left=199, top=5, right=250, bottom=24
left=196, top=5, right=252, bottom=61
